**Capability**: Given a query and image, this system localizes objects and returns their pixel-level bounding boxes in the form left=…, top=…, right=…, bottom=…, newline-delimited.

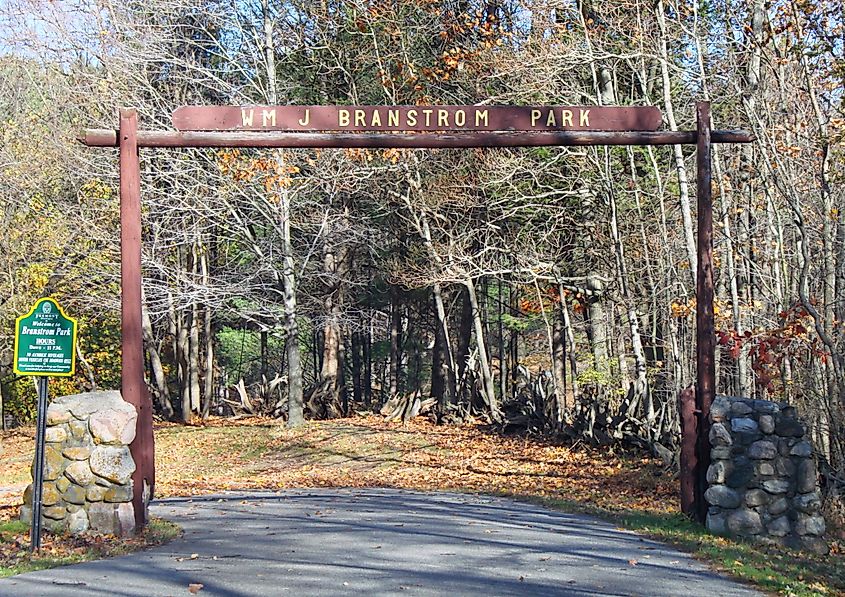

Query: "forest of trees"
left=0, top=1, right=842, bottom=499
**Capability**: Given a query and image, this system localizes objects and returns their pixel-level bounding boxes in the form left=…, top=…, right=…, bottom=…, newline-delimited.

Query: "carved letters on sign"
left=172, top=105, right=662, bottom=133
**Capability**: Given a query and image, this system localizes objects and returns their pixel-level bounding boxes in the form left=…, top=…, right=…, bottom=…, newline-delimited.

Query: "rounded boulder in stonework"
left=706, top=511, right=728, bottom=535
left=731, top=417, right=759, bottom=433
left=750, top=399, right=779, bottom=414
left=711, top=446, right=731, bottom=460
left=116, top=503, right=135, bottom=536
left=774, top=417, right=804, bottom=437
left=798, top=536, right=829, bottom=555
left=767, top=516, right=790, bottom=537
left=756, top=462, right=775, bottom=476
left=63, top=484, right=87, bottom=505
left=795, top=514, right=825, bottom=536
left=726, top=509, right=763, bottom=535
left=748, top=440, right=777, bottom=460
left=45, top=426, right=68, bottom=443
left=704, top=485, right=741, bottom=509
left=759, top=414, right=775, bottom=434
left=88, top=502, right=135, bottom=536
left=730, top=401, right=754, bottom=416
left=776, top=457, right=795, bottom=477
left=53, top=390, right=133, bottom=420
left=797, top=459, right=817, bottom=493
left=706, top=461, right=729, bottom=484
left=42, top=446, right=65, bottom=481
left=709, top=423, right=733, bottom=446
left=768, top=497, right=789, bottom=516
left=87, top=485, right=107, bottom=502
left=745, top=489, right=769, bottom=507
left=710, top=396, right=731, bottom=422
left=68, top=419, right=87, bottom=440
left=66, top=508, right=89, bottom=534
left=90, top=445, right=136, bottom=484
left=43, top=517, right=66, bottom=533
left=42, top=482, right=62, bottom=506
left=761, top=479, right=791, bottom=494
left=104, top=484, right=133, bottom=503
left=793, top=492, right=820, bottom=514
left=789, top=441, right=813, bottom=458
left=42, top=505, right=67, bottom=520
left=89, top=409, right=137, bottom=445
left=725, top=464, right=754, bottom=488
left=46, top=404, right=73, bottom=426
left=63, top=446, right=91, bottom=461
left=64, top=461, right=94, bottom=486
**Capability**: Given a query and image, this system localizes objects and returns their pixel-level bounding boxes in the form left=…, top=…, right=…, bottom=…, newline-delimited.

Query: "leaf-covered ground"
left=1, top=415, right=843, bottom=595
left=149, top=416, right=676, bottom=515
left=0, top=518, right=179, bottom=578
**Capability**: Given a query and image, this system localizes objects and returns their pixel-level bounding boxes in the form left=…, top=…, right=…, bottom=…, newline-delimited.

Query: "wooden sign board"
left=172, top=105, right=662, bottom=133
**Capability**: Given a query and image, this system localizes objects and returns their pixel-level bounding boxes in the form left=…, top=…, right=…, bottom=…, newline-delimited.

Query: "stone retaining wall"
left=21, top=390, right=137, bottom=536
left=705, top=395, right=826, bottom=553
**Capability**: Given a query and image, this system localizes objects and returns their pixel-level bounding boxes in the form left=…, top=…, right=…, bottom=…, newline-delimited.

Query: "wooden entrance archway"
left=80, top=103, right=751, bottom=528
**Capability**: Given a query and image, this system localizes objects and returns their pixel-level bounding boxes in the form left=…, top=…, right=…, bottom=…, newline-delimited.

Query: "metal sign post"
left=13, top=297, right=77, bottom=550
left=30, top=377, right=48, bottom=551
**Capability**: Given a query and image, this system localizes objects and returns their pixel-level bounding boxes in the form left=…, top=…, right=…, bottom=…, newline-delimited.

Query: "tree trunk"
left=176, top=309, right=192, bottom=424
left=558, top=285, right=579, bottom=404
left=202, top=304, right=214, bottom=420
left=351, top=330, right=363, bottom=408
left=465, top=278, right=500, bottom=421
left=585, top=274, right=609, bottom=380
left=389, top=287, right=403, bottom=398
left=188, top=298, right=201, bottom=414
left=363, top=324, right=373, bottom=408
left=498, top=279, right=506, bottom=402
left=552, top=311, right=568, bottom=420
left=656, top=0, right=697, bottom=285
left=142, top=292, right=173, bottom=419
left=432, top=283, right=457, bottom=408
left=262, top=0, right=303, bottom=428
left=457, top=285, right=473, bottom=394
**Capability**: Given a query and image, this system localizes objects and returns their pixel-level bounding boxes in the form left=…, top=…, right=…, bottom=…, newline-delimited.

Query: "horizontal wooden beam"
left=172, top=105, right=664, bottom=132
left=79, top=129, right=753, bottom=149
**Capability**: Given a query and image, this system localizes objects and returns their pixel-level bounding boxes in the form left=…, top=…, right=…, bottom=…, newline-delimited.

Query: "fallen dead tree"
left=380, top=391, right=437, bottom=423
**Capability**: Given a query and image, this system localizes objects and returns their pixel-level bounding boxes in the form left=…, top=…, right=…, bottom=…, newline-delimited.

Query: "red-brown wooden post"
left=678, top=386, right=698, bottom=518
left=695, top=101, right=715, bottom=524
left=119, top=108, right=155, bottom=530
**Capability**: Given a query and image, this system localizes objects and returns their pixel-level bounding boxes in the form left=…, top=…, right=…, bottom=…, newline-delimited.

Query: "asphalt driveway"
left=0, top=488, right=762, bottom=596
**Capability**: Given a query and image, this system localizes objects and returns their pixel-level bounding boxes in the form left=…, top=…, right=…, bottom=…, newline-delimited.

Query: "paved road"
left=1, top=489, right=762, bottom=596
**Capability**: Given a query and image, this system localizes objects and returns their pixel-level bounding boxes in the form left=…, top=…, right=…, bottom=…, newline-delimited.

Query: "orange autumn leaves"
left=150, top=415, right=677, bottom=516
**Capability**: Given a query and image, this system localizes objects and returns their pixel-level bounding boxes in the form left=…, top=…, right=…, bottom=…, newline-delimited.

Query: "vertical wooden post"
left=678, top=386, right=697, bottom=518
left=695, top=101, right=715, bottom=524
left=120, top=108, right=155, bottom=530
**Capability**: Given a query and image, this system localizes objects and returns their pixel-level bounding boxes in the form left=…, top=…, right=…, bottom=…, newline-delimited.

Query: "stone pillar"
left=705, top=395, right=827, bottom=553
left=21, top=391, right=137, bottom=536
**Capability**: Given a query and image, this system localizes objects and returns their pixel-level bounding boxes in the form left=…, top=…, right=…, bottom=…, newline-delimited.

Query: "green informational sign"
left=13, top=298, right=78, bottom=377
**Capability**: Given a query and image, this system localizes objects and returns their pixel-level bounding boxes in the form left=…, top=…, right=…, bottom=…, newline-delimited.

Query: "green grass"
left=0, top=518, right=181, bottom=579
left=536, top=497, right=843, bottom=597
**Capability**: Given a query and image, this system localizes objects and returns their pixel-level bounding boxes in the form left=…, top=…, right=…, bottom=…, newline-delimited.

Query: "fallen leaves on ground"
left=148, top=415, right=677, bottom=516
left=0, top=518, right=180, bottom=576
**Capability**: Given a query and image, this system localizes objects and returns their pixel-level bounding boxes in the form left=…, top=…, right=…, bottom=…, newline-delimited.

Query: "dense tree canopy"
left=0, top=1, right=842, bottom=500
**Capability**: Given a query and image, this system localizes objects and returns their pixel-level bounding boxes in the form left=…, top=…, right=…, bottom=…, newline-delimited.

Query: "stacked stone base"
left=21, top=391, right=137, bottom=536
left=705, top=396, right=827, bottom=554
